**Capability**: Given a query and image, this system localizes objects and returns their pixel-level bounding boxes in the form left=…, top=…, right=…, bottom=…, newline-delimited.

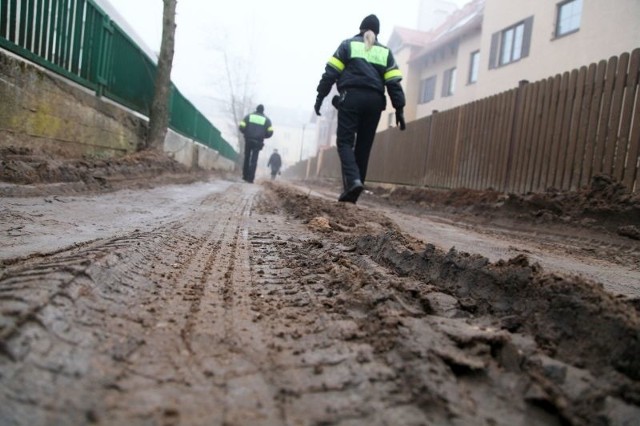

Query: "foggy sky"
left=104, top=0, right=468, bottom=114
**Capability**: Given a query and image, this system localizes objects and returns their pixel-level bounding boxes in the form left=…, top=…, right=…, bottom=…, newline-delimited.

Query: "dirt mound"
left=0, top=146, right=218, bottom=196
left=2, top=169, right=638, bottom=424
left=371, top=176, right=640, bottom=239
left=4, top=144, right=638, bottom=242
left=271, top=182, right=402, bottom=237
left=266, top=181, right=640, bottom=424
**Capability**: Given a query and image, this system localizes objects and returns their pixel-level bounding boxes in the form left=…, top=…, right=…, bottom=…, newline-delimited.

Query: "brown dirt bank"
left=367, top=175, right=640, bottom=240
left=1, top=147, right=639, bottom=424
left=0, top=145, right=220, bottom=197
left=265, top=180, right=640, bottom=425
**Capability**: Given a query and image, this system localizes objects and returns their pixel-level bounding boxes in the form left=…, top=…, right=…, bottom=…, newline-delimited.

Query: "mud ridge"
left=368, top=174, right=640, bottom=238
left=266, top=181, right=640, bottom=424
left=357, top=232, right=640, bottom=378
left=0, top=146, right=219, bottom=197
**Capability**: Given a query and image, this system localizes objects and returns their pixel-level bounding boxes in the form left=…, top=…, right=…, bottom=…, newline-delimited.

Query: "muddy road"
left=294, top=182, right=640, bottom=299
left=1, top=177, right=639, bottom=425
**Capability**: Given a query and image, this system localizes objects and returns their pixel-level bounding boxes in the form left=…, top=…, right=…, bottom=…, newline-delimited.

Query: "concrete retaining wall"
left=164, top=130, right=235, bottom=172
left=0, top=49, right=235, bottom=172
left=0, top=50, right=145, bottom=158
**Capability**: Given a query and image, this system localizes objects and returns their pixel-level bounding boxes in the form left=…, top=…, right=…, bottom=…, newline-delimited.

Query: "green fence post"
left=95, top=15, right=112, bottom=97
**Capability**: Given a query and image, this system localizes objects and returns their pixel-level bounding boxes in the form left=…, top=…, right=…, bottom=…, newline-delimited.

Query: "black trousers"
left=336, top=89, right=385, bottom=190
left=242, top=139, right=263, bottom=182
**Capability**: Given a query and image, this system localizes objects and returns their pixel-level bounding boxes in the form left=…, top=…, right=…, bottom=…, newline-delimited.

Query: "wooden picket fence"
left=291, top=48, right=640, bottom=194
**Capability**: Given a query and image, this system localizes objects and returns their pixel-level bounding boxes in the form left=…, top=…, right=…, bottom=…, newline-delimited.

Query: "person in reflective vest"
left=314, top=14, right=406, bottom=203
left=239, top=104, right=274, bottom=183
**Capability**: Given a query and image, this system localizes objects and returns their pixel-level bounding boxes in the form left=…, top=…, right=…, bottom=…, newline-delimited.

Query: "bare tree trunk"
left=221, top=50, right=254, bottom=160
left=146, top=0, right=177, bottom=150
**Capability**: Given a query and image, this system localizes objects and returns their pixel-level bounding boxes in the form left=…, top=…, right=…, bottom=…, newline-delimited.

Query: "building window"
left=489, top=16, right=534, bottom=69
left=501, top=23, right=525, bottom=65
left=556, top=0, right=582, bottom=37
left=419, top=76, right=437, bottom=104
left=468, top=50, right=480, bottom=84
left=442, top=67, right=457, bottom=97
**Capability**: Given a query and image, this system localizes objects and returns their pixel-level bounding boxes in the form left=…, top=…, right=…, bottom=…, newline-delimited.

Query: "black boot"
left=338, top=180, right=364, bottom=203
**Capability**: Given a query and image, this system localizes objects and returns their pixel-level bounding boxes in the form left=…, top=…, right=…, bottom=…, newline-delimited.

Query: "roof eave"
left=408, top=14, right=483, bottom=64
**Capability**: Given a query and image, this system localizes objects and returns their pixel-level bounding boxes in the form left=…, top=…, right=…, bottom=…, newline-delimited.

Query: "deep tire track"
left=1, top=181, right=638, bottom=426
left=0, top=185, right=259, bottom=424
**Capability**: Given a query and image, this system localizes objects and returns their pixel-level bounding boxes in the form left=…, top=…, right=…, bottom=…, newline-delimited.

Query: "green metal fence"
left=0, top=0, right=236, bottom=160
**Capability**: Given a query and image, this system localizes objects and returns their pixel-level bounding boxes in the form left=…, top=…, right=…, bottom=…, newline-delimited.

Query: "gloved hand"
left=395, top=109, right=406, bottom=131
left=314, top=97, right=324, bottom=116
left=331, top=95, right=340, bottom=109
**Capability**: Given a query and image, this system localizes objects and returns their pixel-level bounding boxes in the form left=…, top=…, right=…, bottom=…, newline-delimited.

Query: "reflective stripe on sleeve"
left=384, top=68, right=403, bottom=81
left=328, top=56, right=345, bottom=72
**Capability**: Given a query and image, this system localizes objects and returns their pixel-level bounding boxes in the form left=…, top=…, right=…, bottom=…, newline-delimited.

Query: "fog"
left=103, top=0, right=468, bottom=113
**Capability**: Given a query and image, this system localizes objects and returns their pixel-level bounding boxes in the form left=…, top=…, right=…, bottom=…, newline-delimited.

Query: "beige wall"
left=478, top=0, right=640, bottom=98
left=397, top=46, right=418, bottom=123
left=453, top=31, right=483, bottom=104
left=415, top=29, right=483, bottom=116
left=404, top=0, right=640, bottom=120
left=416, top=57, right=454, bottom=117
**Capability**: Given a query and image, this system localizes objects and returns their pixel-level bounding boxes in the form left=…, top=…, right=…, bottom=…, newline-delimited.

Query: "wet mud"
left=1, top=149, right=639, bottom=425
left=0, top=146, right=217, bottom=197
left=369, top=174, right=640, bottom=240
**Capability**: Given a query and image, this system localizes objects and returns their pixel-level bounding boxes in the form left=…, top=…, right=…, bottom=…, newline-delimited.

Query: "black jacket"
left=239, top=111, right=273, bottom=142
left=316, top=34, right=405, bottom=110
left=267, top=153, right=282, bottom=170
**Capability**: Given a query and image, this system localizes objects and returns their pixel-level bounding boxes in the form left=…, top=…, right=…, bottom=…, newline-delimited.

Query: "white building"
left=383, top=0, right=640, bottom=128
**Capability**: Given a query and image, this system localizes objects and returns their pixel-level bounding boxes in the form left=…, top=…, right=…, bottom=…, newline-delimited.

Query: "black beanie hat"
left=360, top=14, right=380, bottom=35
left=256, top=104, right=264, bottom=113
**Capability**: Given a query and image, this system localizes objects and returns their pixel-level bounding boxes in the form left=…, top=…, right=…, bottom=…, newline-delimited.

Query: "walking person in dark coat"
left=314, top=14, right=406, bottom=203
left=267, top=149, right=282, bottom=180
left=239, top=104, right=273, bottom=183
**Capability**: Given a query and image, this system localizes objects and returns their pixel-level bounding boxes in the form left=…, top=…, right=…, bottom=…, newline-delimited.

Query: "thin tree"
left=147, top=0, right=177, bottom=149
left=221, top=50, right=255, bottom=159
left=201, top=25, right=256, bottom=159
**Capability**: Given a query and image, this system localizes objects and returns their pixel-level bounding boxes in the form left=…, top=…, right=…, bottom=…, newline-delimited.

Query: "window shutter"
left=489, top=32, right=499, bottom=69
left=427, top=76, right=437, bottom=102
left=441, top=70, right=450, bottom=97
left=521, top=16, right=534, bottom=58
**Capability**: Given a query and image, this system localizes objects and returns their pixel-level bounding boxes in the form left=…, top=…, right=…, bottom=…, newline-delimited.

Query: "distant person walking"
left=267, top=149, right=282, bottom=180
left=239, top=104, right=273, bottom=183
left=314, top=14, right=406, bottom=203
